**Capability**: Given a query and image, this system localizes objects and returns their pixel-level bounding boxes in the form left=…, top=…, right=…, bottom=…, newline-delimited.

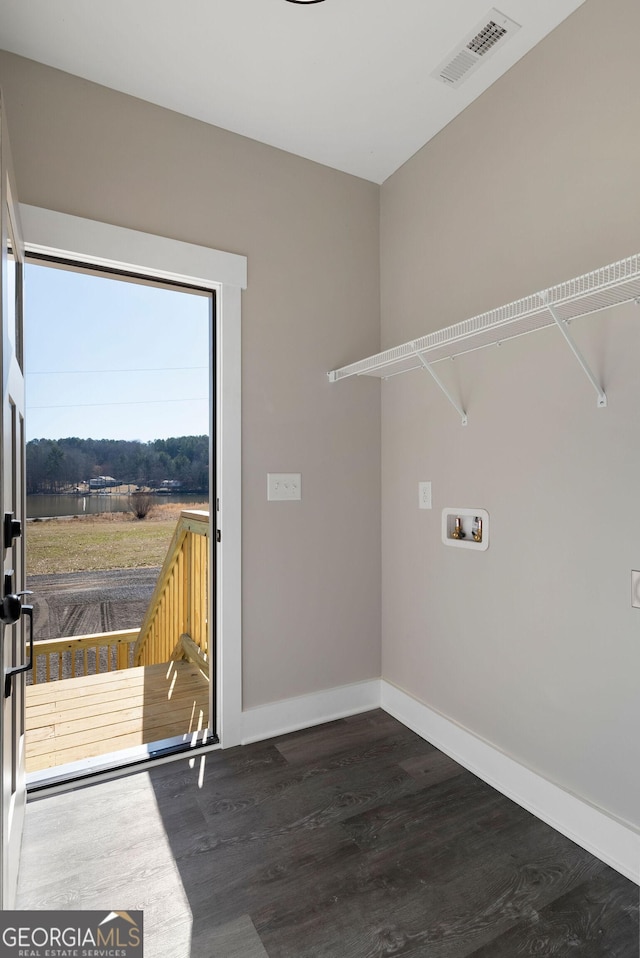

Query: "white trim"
left=241, top=679, right=381, bottom=745
left=381, top=680, right=640, bottom=885
left=216, top=284, right=243, bottom=746
left=27, top=739, right=222, bottom=795
left=19, top=205, right=247, bottom=290
left=19, top=205, right=245, bottom=749
left=237, top=672, right=639, bottom=883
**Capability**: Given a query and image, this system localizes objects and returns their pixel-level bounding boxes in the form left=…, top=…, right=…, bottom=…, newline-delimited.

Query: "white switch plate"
left=267, top=473, right=301, bottom=501
left=418, top=481, right=432, bottom=510
left=632, top=571, right=640, bottom=608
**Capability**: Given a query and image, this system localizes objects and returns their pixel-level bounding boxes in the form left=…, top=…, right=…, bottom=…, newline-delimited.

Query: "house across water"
left=88, top=476, right=119, bottom=490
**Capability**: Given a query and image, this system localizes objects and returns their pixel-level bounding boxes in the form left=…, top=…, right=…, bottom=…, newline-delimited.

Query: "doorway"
left=23, top=258, right=216, bottom=781
left=0, top=192, right=244, bottom=908
left=20, top=203, right=245, bottom=753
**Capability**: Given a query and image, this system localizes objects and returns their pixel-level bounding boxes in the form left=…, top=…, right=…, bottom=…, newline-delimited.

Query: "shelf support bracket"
left=412, top=345, right=468, bottom=426
left=540, top=295, right=607, bottom=408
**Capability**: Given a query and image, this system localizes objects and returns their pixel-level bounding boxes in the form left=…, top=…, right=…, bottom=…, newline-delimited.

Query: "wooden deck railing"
left=29, top=509, right=210, bottom=685
left=30, top=629, right=139, bottom=685
left=133, top=510, right=210, bottom=675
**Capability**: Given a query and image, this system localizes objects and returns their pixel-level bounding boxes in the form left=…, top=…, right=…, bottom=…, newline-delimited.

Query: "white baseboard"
left=381, top=680, right=639, bottom=885
left=239, top=677, right=638, bottom=884
left=241, top=679, right=381, bottom=745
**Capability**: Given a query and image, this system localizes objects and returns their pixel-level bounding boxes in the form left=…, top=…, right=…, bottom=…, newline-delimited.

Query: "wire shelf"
left=328, top=253, right=640, bottom=383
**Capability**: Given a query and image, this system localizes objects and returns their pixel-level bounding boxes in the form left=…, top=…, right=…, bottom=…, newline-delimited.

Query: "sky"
left=25, top=263, right=211, bottom=443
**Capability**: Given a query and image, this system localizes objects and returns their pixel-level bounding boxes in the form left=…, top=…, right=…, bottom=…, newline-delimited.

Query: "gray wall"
left=3, top=0, right=639, bottom=829
left=0, top=51, right=382, bottom=709
left=380, top=0, right=640, bottom=827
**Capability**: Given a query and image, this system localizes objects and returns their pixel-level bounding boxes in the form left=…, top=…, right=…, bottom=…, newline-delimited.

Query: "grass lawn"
left=26, top=502, right=208, bottom=575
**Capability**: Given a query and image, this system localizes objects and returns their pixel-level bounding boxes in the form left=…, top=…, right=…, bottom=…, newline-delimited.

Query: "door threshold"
left=27, top=731, right=220, bottom=799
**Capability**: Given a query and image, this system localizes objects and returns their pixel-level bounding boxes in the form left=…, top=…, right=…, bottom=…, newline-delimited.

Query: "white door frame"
left=19, top=204, right=245, bottom=749
left=1, top=107, right=27, bottom=910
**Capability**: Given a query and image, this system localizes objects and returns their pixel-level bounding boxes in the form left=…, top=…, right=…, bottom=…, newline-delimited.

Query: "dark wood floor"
left=16, top=710, right=639, bottom=958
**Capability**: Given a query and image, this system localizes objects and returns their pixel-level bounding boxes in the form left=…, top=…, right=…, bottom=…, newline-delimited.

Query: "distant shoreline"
left=27, top=500, right=208, bottom=524
left=25, top=502, right=209, bottom=575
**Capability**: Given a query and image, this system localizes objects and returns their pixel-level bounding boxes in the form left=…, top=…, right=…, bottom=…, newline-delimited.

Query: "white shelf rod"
left=540, top=294, right=607, bottom=408
left=413, top=345, right=468, bottom=426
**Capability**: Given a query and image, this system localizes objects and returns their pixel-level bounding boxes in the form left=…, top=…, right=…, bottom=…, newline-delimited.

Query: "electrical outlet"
left=267, top=473, right=301, bottom=501
left=418, top=481, right=432, bottom=510
left=632, top=571, right=640, bottom=608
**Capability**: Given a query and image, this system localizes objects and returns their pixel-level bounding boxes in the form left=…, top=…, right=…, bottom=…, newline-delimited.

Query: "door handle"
left=4, top=603, right=34, bottom=698
left=0, top=588, right=33, bottom=626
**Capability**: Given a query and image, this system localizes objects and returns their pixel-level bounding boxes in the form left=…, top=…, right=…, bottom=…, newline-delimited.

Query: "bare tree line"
left=27, top=435, right=209, bottom=494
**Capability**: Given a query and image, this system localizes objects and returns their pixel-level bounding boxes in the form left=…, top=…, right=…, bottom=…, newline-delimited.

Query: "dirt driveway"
left=27, top=567, right=160, bottom=641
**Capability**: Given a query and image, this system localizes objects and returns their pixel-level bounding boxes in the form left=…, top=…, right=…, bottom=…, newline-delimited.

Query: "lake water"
left=27, top=493, right=208, bottom=519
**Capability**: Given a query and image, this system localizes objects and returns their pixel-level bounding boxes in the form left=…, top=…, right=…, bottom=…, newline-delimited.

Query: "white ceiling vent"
left=432, top=8, right=521, bottom=89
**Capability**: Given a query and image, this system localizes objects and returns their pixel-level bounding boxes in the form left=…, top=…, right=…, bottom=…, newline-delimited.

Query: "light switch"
left=419, top=481, right=432, bottom=510
left=267, top=473, right=301, bottom=501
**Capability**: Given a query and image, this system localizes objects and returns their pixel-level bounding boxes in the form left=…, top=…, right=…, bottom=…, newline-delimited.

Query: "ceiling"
left=0, top=0, right=586, bottom=184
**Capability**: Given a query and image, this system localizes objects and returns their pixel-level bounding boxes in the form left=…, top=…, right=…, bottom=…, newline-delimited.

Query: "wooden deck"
left=25, top=660, right=210, bottom=773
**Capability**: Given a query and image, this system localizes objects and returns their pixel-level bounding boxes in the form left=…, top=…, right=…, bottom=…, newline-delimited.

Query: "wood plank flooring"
left=16, top=711, right=639, bottom=958
left=25, top=660, right=210, bottom=772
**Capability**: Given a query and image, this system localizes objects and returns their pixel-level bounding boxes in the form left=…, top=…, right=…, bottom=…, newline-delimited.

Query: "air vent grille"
left=467, top=20, right=508, bottom=55
left=440, top=50, right=477, bottom=86
left=432, top=8, right=520, bottom=89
